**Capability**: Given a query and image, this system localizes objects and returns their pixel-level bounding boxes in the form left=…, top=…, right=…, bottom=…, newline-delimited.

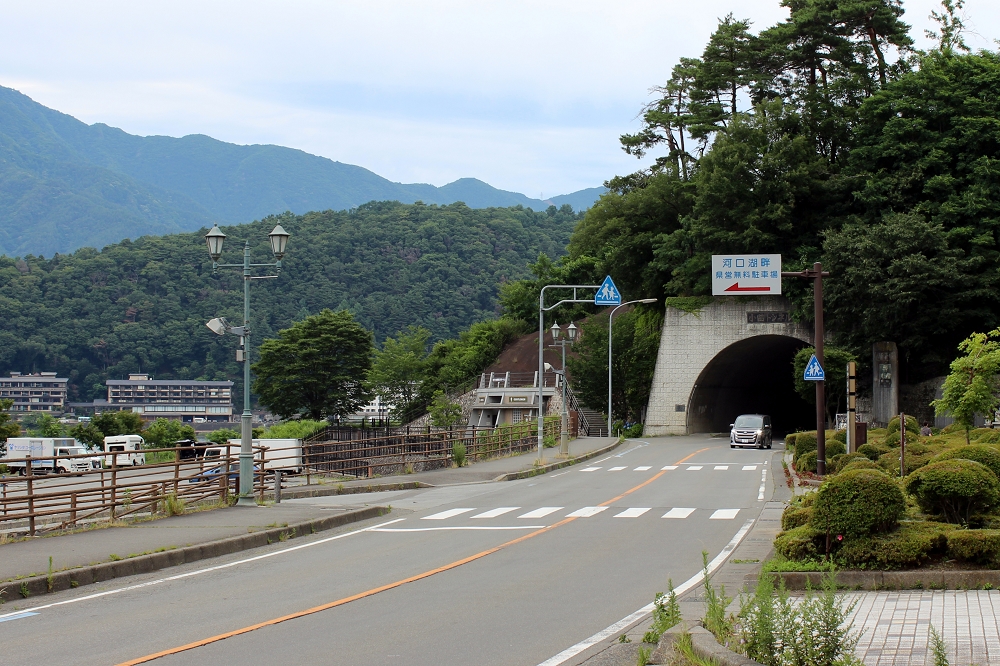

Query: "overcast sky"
left=2, top=0, right=997, bottom=198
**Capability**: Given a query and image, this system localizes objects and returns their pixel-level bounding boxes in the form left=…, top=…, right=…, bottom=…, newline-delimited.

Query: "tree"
left=428, top=391, right=463, bottom=427
left=92, top=411, right=145, bottom=437
left=70, top=422, right=105, bottom=449
left=22, top=413, right=66, bottom=437
left=252, top=309, right=374, bottom=420
left=792, top=346, right=857, bottom=424
left=0, top=399, right=21, bottom=455
left=207, top=428, right=240, bottom=446
left=933, top=330, right=1000, bottom=444
left=368, top=326, right=431, bottom=417
left=142, top=418, right=196, bottom=448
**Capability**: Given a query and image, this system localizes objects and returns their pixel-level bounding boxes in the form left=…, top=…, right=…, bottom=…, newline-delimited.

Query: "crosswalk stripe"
left=742, top=465, right=758, bottom=471
left=709, top=509, right=740, bottom=520
left=613, top=508, right=651, bottom=518
left=423, top=508, right=476, bottom=520
left=518, top=507, right=563, bottom=519
left=661, top=465, right=678, bottom=471
left=714, top=465, right=729, bottom=470
left=471, top=507, right=519, bottom=519
left=634, top=466, right=652, bottom=471
left=608, top=466, right=627, bottom=471
left=686, top=466, right=703, bottom=471
left=580, top=467, right=601, bottom=472
left=663, top=508, right=695, bottom=519
left=566, top=506, right=608, bottom=518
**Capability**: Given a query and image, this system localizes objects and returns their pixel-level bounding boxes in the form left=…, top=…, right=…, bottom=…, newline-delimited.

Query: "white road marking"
left=580, top=467, right=601, bottom=472
left=537, top=519, right=756, bottom=666
left=422, top=508, right=476, bottom=520
left=518, top=507, right=563, bottom=519
left=613, top=508, right=650, bottom=518
left=742, top=465, right=758, bottom=471
left=686, top=466, right=703, bottom=471
left=550, top=471, right=572, bottom=478
left=471, top=507, right=519, bottom=519
left=372, top=526, right=544, bottom=532
left=759, top=468, right=767, bottom=500
left=714, top=465, right=729, bottom=470
left=662, top=508, right=695, bottom=519
left=566, top=507, right=608, bottom=518
left=661, top=466, right=678, bottom=471
left=710, top=509, right=740, bottom=520
left=608, top=466, right=627, bottom=471
left=0, top=517, right=406, bottom=622
left=634, top=466, right=652, bottom=471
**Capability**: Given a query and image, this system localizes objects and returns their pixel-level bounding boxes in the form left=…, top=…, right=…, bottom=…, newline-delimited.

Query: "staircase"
left=577, top=407, right=609, bottom=437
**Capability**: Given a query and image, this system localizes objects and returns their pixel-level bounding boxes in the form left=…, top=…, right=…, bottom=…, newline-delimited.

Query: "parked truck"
left=2, top=438, right=94, bottom=475
left=102, top=435, right=146, bottom=467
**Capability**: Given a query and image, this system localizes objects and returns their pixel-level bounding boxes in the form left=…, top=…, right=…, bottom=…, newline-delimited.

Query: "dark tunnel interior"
left=687, top=335, right=814, bottom=436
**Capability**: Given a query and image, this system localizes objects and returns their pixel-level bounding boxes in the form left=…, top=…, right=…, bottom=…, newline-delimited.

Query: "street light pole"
left=607, top=299, right=658, bottom=437
left=205, top=223, right=289, bottom=506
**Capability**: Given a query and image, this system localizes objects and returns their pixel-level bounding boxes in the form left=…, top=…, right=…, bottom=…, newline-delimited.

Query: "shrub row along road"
left=0, top=436, right=774, bottom=665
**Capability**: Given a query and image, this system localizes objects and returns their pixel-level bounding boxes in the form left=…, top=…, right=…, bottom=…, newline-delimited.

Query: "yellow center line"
left=117, top=446, right=710, bottom=665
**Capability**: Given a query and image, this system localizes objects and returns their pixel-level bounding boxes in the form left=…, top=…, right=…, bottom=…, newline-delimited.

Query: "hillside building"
left=0, top=372, right=68, bottom=413
left=101, top=373, right=234, bottom=423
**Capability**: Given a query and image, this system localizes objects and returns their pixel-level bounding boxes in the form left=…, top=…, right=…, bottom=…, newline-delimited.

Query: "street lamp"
left=549, top=322, right=577, bottom=455
left=204, top=223, right=290, bottom=506
left=608, top=299, right=657, bottom=436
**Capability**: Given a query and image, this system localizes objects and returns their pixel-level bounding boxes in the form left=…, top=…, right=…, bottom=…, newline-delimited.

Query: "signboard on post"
left=803, top=354, right=825, bottom=381
left=711, top=255, right=782, bottom=295
left=594, top=275, right=621, bottom=306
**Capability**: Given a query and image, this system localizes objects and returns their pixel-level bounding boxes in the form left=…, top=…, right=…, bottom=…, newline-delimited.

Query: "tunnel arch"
left=687, top=335, right=813, bottom=436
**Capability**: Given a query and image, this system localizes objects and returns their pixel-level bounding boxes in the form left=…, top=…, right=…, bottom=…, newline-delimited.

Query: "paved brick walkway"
left=844, top=591, right=1000, bottom=665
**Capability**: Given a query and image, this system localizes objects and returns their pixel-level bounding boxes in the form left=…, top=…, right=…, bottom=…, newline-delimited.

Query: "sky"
left=1, top=0, right=998, bottom=199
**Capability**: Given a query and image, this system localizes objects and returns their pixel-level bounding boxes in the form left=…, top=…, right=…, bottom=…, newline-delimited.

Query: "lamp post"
left=608, top=299, right=657, bottom=437
left=204, top=223, right=289, bottom=506
left=549, top=322, right=577, bottom=455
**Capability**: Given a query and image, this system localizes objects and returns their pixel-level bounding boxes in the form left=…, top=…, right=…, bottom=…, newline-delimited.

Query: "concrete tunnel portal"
left=687, top=335, right=815, bottom=436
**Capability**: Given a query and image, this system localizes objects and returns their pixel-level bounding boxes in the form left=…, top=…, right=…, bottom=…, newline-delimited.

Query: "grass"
left=665, top=633, right=720, bottom=666
left=643, top=581, right=681, bottom=644
left=761, top=555, right=837, bottom=573
left=164, top=493, right=185, bottom=516
left=19, top=582, right=28, bottom=598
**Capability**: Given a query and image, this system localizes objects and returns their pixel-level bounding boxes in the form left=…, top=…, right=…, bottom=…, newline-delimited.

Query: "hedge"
left=947, top=529, right=1000, bottom=566
left=782, top=506, right=814, bottom=531
left=811, top=469, right=905, bottom=536
left=784, top=433, right=798, bottom=449
left=796, top=450, right=819, bottom=474
left=774, top=524, right=821, bottom=561
left=886, top=415, right=920, bottom=437
left=931, top=445, right=1000, bottom=480
left=836, top=521, right=949, bottom=569
left=840, top=459, right=883, bottom=474
left=905, top=460, right=1000, bottom=524
left=794, top=432, right=817, bottom=459
left=858, top=443, right=890, bottom=462
left=878, top=450, right=933, bottom=477
left=830, top=452, right=867, bottom=473
left=831, top=429, right=847, bottom=444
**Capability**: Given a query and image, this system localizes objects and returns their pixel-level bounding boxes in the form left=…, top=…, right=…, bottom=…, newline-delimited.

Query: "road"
left=0, top=435, right=777, bottom=665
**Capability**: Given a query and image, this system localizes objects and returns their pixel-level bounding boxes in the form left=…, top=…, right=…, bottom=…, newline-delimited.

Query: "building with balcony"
left=103, top=373, right=234, bottom=423
left=0, top=372, right=68, bottom=413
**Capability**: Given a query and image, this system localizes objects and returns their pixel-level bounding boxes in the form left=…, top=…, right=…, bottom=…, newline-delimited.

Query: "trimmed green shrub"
left=836, top=521, right=949, bottom=569
left=941, top=423, right=963, bottom=434
left=826, top=440, right=846, bottom=459
left=774, top=525, right=822, bottom=561
left=947, top=529, right=1000, bottom=565
left=831, top=429, right=847, bottom=444
left=887, top=415, right=920, bottom=438
left=976, top=430, right=1000, bottom=444
left=905, top=460, right=1000, bottom=524
left=811, top=469, right=905, bottom=536
left=796, top=450, right=819, bottom=474
left=832, top=452, right=868, bottom=473
left=932, top=445, right=1000, bottom=479
left=782, top=505, right=814, bottom=531
left=840, top=459, right=883, bottom=474
left=878, top=450, right=934, bottom=477
left=794, top=432, right=817, bottom=459
left=829, top=453, right=846, bottom=472
left=784, top=433, right=797, bottom=449
left=970, top=428, right=997, bottom=442
left=858, top=443, right=889, bottom=462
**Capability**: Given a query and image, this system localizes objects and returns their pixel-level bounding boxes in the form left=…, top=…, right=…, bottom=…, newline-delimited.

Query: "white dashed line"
left=608, top=466, right=627, bottom=471
left=710, top=509, right=740, bottom=520
left=422, top=508, right=476, bottom=520
left=663, top=508, right=696, bottom=519
left=580, top=467, right=602, bottom=472
left=714, top=465, right=729, bottom=470
left=742, top=465, right=758, bottom=471
left=614, top=508, right=651, bottom=518
left=471, top=507, right=519, bottom=519
left=686, top=466, right=703, bottom=471
left=518, top=507, right=563, bottom=519
left=661, top=466, right=678, bottom=471
left=634, top=466, right=652, bottom=471
left=565, top=507, right=608, bottom=518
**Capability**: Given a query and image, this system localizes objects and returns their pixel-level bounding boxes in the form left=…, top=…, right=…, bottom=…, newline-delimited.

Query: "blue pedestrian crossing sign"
left=594, top=275, right=621, bottom=306
left=803, top=354, right=825, bottom=381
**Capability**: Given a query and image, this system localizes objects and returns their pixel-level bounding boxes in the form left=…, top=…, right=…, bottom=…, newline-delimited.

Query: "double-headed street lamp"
left=548, top=321, right=577, bottom=455
left=204, top=223, right=290, bottom=506
left=608, top=299, right=657, bottom=436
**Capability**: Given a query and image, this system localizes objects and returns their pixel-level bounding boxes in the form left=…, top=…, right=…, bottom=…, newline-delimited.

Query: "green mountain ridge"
left=0, top=85, right=604, bottom=257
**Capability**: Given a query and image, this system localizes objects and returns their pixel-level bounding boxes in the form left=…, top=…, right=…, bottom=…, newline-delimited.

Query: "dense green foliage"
left=0, top=203, right=575, bottom=405
left=811, top=469, right=906, bottom=536
left=252, top=309, right=374, bottom=420
left=905, top=459, right=1000, bottom=523
left=931, top=445, right=1000, bottom=479
left=933, top=329, right=1000, bottom=442
left=0, top=85, right=600, bottom=257
left=368, top=326, right=432, bottom=417
left=0, top=399, right=20, bottom=448
left=142, top=418, right=197, bottom=449
left=946, top=529, right=1000, bottom=565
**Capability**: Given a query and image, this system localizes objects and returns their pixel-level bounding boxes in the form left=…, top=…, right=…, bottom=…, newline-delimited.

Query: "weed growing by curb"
left=636, top=646, right=651, bottom=666
left=929, top=625, right=949, bottom=666
left=701, top=552, right=734, bottom=645
left=643, top=580, right=681, bottom=644
left=19, top=582, right=28, bottom=598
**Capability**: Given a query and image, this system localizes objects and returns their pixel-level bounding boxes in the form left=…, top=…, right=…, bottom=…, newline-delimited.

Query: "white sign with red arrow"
left=711, top=254, right=782, bottom=295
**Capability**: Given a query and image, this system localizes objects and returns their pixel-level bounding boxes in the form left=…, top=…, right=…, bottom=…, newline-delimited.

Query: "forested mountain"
left=0, top=86, right=603, bottom=257
left=0, top=201, right=580, bottom=402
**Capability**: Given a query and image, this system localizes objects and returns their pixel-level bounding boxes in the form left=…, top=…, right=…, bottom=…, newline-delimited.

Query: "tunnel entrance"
left=688, top=335, right=813, bottom=436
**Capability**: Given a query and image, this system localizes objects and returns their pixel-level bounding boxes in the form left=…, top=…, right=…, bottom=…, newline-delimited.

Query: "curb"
left=491, top=438, right=624, bottom=481
left=653, top=624, right=762, bottom=666
left=769, top=569, right=1000, bottom=591
left=0, top=505, right=389, bottom=604
left=274, top=481, right=430, bottom=500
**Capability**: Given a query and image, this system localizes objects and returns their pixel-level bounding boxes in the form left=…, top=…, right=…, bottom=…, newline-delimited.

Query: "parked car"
left=188, top=462, right=261, bottom=484
left=730, top=414, right=772, bottom=449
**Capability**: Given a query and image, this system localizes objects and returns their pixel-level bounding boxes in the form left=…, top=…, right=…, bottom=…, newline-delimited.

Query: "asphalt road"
left=0, top=435, right=776, bottom=666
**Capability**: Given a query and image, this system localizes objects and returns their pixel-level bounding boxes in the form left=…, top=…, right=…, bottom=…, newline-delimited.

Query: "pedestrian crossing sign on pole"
left=594, top=275, right=621, bottom=306
left=803, top=354, right=825, bottom=381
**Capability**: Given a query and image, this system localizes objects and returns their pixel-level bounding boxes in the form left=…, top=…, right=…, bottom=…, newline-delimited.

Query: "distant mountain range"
left=0, top=85, right=605, bottom=257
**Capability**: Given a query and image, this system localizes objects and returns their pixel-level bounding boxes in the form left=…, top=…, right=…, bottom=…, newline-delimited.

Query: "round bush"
left=781, top=505, right=814, bottom=531
left=947, top=529, right=1000, bottom=565
left=826, top=440, right=846, bottom=459
left=840, top=459, right=883, bottom=474
left=858, top=443, right=889, bottom=462
left=794, top=432, right=817, bottom=459
left=831, top=452, right=867, bottom=473
left=796, top=450, right=818, bottom=474
left=774, top=525, right=821, bottom=561
left=784, top=433, right=797, bottom=449
left=976, top=430, right=1000, bottom=444
left=905, top=460, right=1000, bottom=524
left=810, top=469, right=905, bottom=536
left=887, top=415, right=920, bottom=437
left=970, top=428, right=996, bottom=442
left=878, top=450, right=933, bottom=476
left=831, top=429, right=847, bottom=444
left=931, top=445, right=1000, bottom=480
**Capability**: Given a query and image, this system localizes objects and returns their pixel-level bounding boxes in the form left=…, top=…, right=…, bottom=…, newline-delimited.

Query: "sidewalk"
left=0, top=436, right=619, bottom=599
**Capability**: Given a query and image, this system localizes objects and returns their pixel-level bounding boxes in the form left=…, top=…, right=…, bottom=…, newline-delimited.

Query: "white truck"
left=228, top=438, right=302, bottom=473
left=2, top=438, right=94, bottom=475
left=102, top=435, right=147, bottom=466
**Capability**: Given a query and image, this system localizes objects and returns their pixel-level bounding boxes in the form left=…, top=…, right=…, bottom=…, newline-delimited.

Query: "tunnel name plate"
left=746, top=311, right=790, bottom=323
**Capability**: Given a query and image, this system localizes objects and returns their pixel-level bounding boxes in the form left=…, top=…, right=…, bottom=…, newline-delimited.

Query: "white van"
left=102, top=435, right=146, bottom=467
